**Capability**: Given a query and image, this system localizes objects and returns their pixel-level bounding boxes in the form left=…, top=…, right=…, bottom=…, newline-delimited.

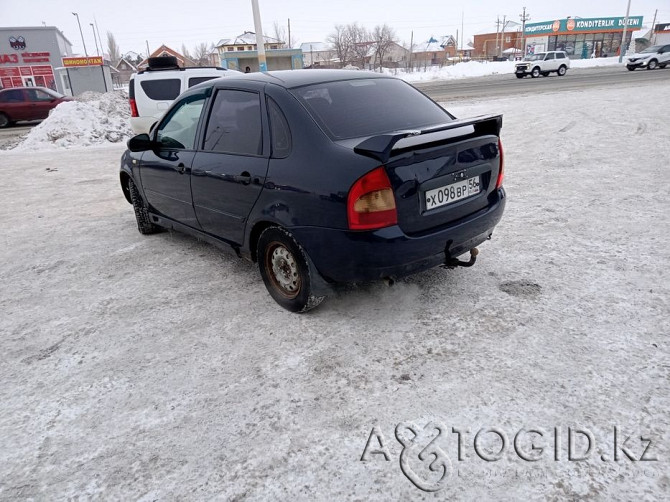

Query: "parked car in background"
left=120, top=70, right=506, bottom=312
left=129, top=56, right=239, bottom=134
left=626, top=44, right=670, bottom=70
left=0, top=86, right=71, bottom=127
left=514, top=51, right=570, bottom=78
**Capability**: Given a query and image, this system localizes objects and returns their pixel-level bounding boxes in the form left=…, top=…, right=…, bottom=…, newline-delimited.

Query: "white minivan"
left=129, top=57, right=239, bottom=134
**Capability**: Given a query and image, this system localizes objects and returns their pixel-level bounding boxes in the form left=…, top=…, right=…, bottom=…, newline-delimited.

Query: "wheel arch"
left=248, top=220, right=280, bottom=263
left=120, top=171, right=132, bottom=204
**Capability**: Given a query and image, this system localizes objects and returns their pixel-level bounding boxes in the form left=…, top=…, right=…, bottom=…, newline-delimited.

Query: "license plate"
left=425, top=176, right=480, bottom=210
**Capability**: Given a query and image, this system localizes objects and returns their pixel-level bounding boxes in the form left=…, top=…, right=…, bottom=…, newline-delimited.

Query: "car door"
left=25, top=88, right=57, bottom=119
left=661, top=45, right=670, bottom=64
left=0, top=89, right=31, bottom=121
left=191, top=86, right=270, bottom=244
left=544, top=52, right=557, bottom=71
left=139, top=92, right=206, bottom=228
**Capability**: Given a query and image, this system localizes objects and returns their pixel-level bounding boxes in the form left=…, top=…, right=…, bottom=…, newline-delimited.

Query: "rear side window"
left=203, top=90, right=262, bottom=156
left=188, top=76, right=217, bottom=88
left=267, top=97, right=291, bottom=158
left=556, top=52, right=566, bottom=59
left=140, top=79, right=181, bottom=100
left=0, top=90, right=24, bottom=103
left=292, top=78, right=451, bottom=140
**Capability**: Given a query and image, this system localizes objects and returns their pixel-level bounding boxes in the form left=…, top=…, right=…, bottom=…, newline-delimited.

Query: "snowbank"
left=390, top=56, right=625, bottom=82
left=12, top=91, right=133, bottom=151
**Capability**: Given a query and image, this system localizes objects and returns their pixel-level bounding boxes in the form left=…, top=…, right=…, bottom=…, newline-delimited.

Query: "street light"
left=71, top=12, right=89, bottom=58
left=90, top=23, right=100, bottom=56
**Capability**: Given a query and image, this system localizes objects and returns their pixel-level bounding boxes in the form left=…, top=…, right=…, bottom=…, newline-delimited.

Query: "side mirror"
left=127, top=133, right=154, bottom=152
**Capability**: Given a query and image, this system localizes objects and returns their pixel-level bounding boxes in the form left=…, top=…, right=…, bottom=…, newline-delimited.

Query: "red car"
left=0, top=86, right=72, bottom=127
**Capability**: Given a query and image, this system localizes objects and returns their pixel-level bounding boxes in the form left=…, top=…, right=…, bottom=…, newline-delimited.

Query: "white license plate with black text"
left=425, top=177, right=480, bottom=210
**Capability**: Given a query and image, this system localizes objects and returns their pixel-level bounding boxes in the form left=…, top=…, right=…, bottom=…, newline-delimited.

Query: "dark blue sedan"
left=120, top=70, right=505, bottom=312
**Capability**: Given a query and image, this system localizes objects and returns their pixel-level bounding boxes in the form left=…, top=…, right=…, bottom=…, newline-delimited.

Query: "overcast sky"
left=2, top=0, right=666, bottom=56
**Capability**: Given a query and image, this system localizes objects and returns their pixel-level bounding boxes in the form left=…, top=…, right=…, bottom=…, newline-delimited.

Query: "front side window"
left=203, top=90, right=262, bottom=156
left=156, top=94, right=206, bottom=149
left=292, top=78, right=452, bottom=140
left=26, top=89, right=54, bottom=102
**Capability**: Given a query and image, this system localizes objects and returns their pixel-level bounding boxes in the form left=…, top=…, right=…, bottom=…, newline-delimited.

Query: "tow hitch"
left=443, top=247, right=479, bottom=269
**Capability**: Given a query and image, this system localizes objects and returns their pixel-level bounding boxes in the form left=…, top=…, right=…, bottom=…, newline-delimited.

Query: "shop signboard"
left=525, top=16, right=644, bottom=37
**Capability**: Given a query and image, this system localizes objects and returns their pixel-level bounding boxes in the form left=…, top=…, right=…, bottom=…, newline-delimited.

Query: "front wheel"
left=530, top=67, right=540, bottom=78
left=557, top=65, right=567, bottom=76
left=128, top=178, right=161, bottom=235
left=257, top=227, right=325, bottom=313
left=0, top=112, right=9, bottom=128
left=647, top=59, right=658, bottom=70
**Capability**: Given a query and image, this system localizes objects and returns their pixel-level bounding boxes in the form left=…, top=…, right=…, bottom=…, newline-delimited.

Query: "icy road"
left=0, top=78, right=668, bottom=500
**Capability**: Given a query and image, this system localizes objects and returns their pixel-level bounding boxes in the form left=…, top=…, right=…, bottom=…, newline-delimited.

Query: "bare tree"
left=326, top=23, right=371, bottom=68
left=181, top=43, right=192, bottom=60
left=192, top=42, right=211, bottom=66
left=106, top=31, right=120, bottom=64
left=272, top=21, right=287, bottom=45
left=371, top=24, right=397, bottom=71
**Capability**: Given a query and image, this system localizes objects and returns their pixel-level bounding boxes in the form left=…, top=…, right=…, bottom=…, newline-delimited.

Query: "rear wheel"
left=531, top=67, right=540, bottom=78
left=257, top=227, right=325, bottom=313
left=128, top=179, right=161, bottom=235
left=557, top=65, right=567, bottom=76
left=0, top=112, right=9, bottom=128
left=647, top=59, right=658, bottom=70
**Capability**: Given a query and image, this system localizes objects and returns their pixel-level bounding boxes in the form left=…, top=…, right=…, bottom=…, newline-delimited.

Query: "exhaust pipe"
left=443, top=247, right=479, bottom=269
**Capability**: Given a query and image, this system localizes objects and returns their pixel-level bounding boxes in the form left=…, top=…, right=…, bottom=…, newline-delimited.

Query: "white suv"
left=129, top=57, right=239, bottom=134
left=515, top=51, right=570, bottom=78
left=626, top=44, right=670, bottom=71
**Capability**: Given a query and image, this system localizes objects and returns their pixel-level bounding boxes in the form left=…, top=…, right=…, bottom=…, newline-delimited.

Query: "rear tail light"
left=495, top=138, right=504, bottom=189
left=347, top=167, right=397, bottom=230
left=129, top=98, right=138, bottom=118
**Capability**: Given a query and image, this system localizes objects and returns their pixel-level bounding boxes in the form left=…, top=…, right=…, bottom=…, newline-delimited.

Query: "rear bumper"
left=291, top=188, right=506, bottom=283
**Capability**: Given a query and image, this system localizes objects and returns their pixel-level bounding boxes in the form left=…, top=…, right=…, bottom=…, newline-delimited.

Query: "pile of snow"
left=12, top=91, right=132, bottom=151
left=389, top=56, right=626, bottom=82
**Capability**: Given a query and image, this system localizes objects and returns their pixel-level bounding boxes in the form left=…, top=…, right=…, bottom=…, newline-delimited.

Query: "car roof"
left=202, top=69, right=394, bottom=90
left=0, top=86, right=53, bottom=92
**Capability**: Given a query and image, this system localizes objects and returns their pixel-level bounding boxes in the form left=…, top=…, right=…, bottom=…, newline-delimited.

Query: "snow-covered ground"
left=390, top=56, right=625, bottom=82
left=0, top=77, right=668, bottom=500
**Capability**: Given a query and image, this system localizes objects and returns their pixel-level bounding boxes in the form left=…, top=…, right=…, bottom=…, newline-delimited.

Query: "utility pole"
left=89, top=24, right=100, bottom=56
left=650, top=9, right=658, bottom=45
left=146, top=40, right=151, bottom=59
left=500, top=15, right=508, bottom=57
left=495, top=16, right=501, bottom=58
left=94, top=19, right=104, bottom=59
left=288, top=18, right=291, bottom=47
left=618, top=0, right=631, bottom=63
left=461, top=11, right=464, bottom=50
left=251, top=0, right=267, bottom=72
left=71, top=12, right=89, bottom=58
left=408, top=31, right=413, bottom=71
left=520, top=7, right=530, bottom=57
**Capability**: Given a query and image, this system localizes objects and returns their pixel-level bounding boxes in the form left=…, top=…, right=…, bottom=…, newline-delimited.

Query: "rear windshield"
left=140, top=79, right=181, bottom=100
left=291, top=78, right=452, bottom=140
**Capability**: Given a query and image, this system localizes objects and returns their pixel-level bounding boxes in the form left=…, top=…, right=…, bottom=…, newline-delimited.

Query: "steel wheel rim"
left=265, top=242, right=301, bottom=298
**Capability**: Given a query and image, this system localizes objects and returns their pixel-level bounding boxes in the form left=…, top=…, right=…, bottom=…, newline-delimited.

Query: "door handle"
left=234, top=171, right=252, bottom=185
left=177, top=162, right=186, bottom=174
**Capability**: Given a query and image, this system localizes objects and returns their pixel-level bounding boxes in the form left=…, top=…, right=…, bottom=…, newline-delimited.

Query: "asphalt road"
left=416, top=65, right=669, bottom=101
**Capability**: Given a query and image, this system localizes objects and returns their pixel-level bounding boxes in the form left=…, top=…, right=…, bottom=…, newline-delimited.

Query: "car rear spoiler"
left=354, top=114, right=503, bottom=163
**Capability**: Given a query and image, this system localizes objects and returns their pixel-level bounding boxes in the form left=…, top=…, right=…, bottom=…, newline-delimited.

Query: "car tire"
left=128, top=178, right=161, bottom=235
left=531, top=67, right=540, bottom=78
left=515, top=73, right=525, bottom=79
left=626, top=65, right=636, bottom=71
left=0, top=112, right=9, bottom=128
left=257, top=227, right=325, bottom=313
left=557, top=65, right=567, bottom=76
left=647, top=59, right=658, bottom=70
